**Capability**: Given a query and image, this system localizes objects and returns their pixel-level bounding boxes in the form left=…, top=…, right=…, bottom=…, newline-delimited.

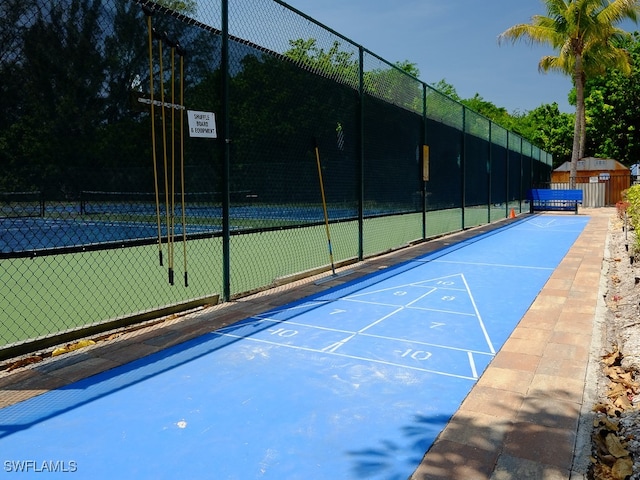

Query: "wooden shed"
left=552, top=157, right=630, bottom=206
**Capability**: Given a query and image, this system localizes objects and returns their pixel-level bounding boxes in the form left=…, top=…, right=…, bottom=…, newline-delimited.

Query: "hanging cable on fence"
left=143, top=5, right=164, bottom=267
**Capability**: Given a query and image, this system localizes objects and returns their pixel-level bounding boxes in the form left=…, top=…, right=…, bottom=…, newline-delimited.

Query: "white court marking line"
left=344, top=273, right=466, bottom=300
left=321, top=334, right=356, bottom=354
left=461, top=274, right=495, bottom=354
left=258, top=300, right=329, bottom=313
left=253, top=273, right=477, bottom=321
left=225, top=317, right=356, bottom=335
left=252, top=299, right=477, bottom=318
left=525, top=218, right=589, bottom=230
left=468, top=352, right=478, bottom=378
left=282, top=319, right=488, bottom=355
left=255, top=319, right=495, bottom=356
left=342, top=298, right=477, bottom=316
left=528, top=218, right=558, bottom=228
left=319, top=306, right=406, bottom=354
left=353, top=306, right=405, bottom=334
left=231, top=300, right=336, bottom=324
left=216, top=222, right=585, bottom=378
left=433, top=259, right=554, bottom=270
left=217, top=271, right=497, bottom=372
left=345, top=284, right=465, bottom=299
left=340, top=272, right=497, bottom=355
left=217, top=316, right=496, bottom=356
left=405, top=287, right=446, bottom=308
left=248, top=272, right=495, bottom=354
left=212, top=332, right=479, bottom=381
left=361, top=331, right=495, bottom=356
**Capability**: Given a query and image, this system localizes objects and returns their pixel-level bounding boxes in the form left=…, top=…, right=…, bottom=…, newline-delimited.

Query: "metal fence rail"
left=0, top=0, right=552, bottom=358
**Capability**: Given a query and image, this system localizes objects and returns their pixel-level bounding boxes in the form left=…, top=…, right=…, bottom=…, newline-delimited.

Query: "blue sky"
left=279, top=0, right=577, bottom=115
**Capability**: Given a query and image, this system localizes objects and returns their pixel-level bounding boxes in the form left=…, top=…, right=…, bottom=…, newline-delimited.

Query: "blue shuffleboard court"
left=0, top=215, right=589, bottom=479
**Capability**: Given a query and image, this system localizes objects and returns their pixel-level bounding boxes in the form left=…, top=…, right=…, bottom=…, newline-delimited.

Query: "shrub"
left=622, top=185, right=640, bottom=254
left=616, top=200, right=630, bottom=219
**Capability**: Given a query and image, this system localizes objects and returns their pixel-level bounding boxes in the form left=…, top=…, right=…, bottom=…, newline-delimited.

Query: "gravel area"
left=590, top=213, right=640, bottom=480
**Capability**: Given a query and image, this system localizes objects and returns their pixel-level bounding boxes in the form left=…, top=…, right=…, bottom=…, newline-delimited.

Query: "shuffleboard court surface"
left=0, top=215, right=589, bottom=479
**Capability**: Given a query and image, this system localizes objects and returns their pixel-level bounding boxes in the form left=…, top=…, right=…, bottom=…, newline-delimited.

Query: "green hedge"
left=623, top=185, right=640, bottom=255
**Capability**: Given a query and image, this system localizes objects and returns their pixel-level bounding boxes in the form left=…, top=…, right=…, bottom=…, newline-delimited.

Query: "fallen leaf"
left=6, top=356, right=43, bottom=372
left=603, top=348, right=622, bottom=367
left=614, top=394, right=632, bottom=410
left=594, top=417, right=620, bottom=432
left=607, top=383, right=627, bottom=398
left=611, top=456, right=633, bottom=479
left=605, top=433, right=629, bottom=458
left=52, top=339, right=96, bottom=357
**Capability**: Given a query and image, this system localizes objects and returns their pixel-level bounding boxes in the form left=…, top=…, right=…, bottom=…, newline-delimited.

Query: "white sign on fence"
left=187, top=110, right=217, bottom=138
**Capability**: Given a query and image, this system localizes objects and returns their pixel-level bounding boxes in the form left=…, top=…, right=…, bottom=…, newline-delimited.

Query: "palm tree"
left=499, top=0, right=639, bottom=188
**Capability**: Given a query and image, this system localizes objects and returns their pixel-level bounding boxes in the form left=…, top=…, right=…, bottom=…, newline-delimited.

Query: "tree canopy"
left=583, top=31, right=640, bottom=163
left=499, top=0, right=640, bottom=186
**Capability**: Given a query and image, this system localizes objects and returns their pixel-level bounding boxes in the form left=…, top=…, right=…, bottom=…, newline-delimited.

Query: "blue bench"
left=528, top=189, right=583, bottom=214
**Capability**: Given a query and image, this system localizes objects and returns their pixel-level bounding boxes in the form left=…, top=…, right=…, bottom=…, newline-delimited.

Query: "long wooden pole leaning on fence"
left=143, top=6, right=164, bottom=267
left=313, top=137, right=336, bottom=276
left=178, top=43, right=188, bottom=287
left=168, top=36, right=177, bottom=286
left=156, top=30, right=173, bottom=285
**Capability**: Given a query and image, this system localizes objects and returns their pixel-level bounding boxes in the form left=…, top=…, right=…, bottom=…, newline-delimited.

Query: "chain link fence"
left=0, top=0, right=552, bottom=358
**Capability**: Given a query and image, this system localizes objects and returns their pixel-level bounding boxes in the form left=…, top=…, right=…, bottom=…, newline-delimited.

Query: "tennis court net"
left=0, top=192, right=44, bottom=219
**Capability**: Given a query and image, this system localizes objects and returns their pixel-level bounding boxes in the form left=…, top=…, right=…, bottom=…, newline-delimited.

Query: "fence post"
left=221, top=0, right=231, bottom=301
left=357, top=46, right=364, bottom=261
left=461, top=106, right=466, bottom=229
left=506, top=131, right=511, bottom=218
left=422, top=83, right=427, bottom=240
left=520, top=138, right=526, bottom=212
left=487, top=122, right=492, bottom=224
left=507, top=135, right=512, bottom=210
